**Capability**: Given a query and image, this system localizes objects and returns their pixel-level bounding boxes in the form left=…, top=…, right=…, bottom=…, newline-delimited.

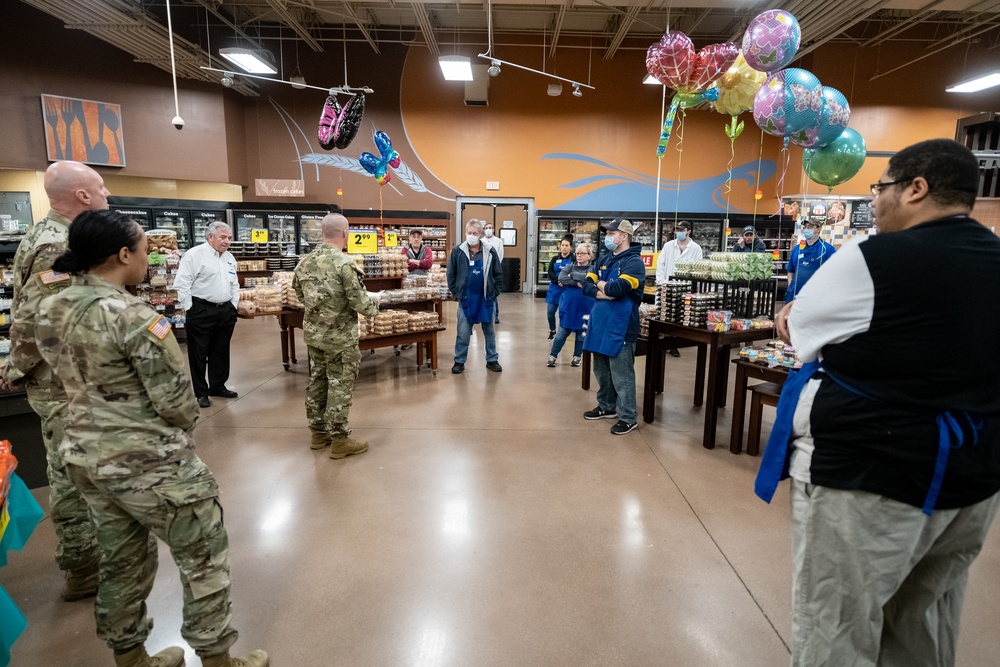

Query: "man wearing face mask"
left=481, top=222, right=504, bottom=323
left=785, top=218, right=836, bottom=301
left=582, top=219, right=645, bottom=435
left=655, top=220, right=703, bottom=358
left=447, top=219, right=504, bottom=374
left=733, top=225, right=768, bottom=252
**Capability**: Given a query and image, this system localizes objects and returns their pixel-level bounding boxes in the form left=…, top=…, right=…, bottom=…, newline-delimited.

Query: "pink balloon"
left=646, top=31, right=738, bottom=94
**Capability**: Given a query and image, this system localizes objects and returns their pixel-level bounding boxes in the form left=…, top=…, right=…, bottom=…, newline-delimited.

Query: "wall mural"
left=40, top=94, right=125, bottom=167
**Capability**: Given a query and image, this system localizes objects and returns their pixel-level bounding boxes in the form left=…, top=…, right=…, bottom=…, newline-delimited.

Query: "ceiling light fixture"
left=439, top=55, right=474, bottom=81
left=219, top=47, right=277, bottom=75
left=200, top=66, right=373, bottom=95
left=573, top=85, right=583, bottom=97
left=547, top=83, right=563, bottom=96
left=477, top=54, right=594, bottom=95
left=946, top=70, right=1000, bottom=93
left=488, top=60, right=501, bottom=77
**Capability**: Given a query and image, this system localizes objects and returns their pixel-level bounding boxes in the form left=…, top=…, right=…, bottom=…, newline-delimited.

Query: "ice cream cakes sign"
left=255, top=179, right=305, bottom=197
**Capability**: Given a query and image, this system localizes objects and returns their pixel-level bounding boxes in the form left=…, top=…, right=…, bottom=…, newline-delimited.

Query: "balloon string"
left=725, top=116, right=736, bottom=222
left=674, top=106, right=686, bottom=225
left=657, top=98, right=680, bottom=159
left=752, top=128, right=764, bottom=224
left=379, top=187, right=383, bottom=221
left=776, top=147, right=790, bottom=211
left=654, top=85, right=666, bottom=240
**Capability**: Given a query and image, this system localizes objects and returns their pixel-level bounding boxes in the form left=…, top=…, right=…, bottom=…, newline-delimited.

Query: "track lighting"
left=488, top=60, right=501, bottom=77
left=572, top=85, right=582, bottom=97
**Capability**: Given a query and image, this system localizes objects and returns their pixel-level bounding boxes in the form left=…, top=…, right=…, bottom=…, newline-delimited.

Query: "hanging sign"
left=251, top=229, right=269, bottom=243
left=348, top=229, right=378, bottom=254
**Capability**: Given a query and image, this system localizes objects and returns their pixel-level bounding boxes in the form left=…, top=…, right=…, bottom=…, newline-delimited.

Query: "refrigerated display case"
left=152, top=208, right=191, bottom=250
left=109, top=204, right=152, bottom=230
left=192, top=209, right=227, bottom=245
left=233, top=210, right=265, bottom=243
left=299, top=213, right=325, bottom=253
left=228, top=203, right=336, bottom=254
left=267, top=213, right=297, bottom=254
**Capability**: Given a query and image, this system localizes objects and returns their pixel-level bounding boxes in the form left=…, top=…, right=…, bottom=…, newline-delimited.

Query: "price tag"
left=251, top=229, right=269, bottom=243
left=383, top=231, right=397, bottom=248
left=348, top=229, right=378, bottom=254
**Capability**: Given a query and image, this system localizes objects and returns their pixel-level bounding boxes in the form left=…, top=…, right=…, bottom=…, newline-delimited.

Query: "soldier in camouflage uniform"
left=0, top=161, right=103, bottom=600
left=36, top=210, right=267, bottom=667
left=293, top=213, right=379, bottom=458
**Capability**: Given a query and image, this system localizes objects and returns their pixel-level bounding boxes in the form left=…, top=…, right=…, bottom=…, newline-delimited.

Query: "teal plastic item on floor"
left=1, top=473, right=44, bottom=667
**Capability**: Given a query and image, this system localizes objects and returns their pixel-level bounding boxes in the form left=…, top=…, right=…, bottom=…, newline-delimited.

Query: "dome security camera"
left=488, top=60, right=501, bottom=77
left=221, top=75, right=234, bottom=88
left=171, top=115, right=185, bottom=130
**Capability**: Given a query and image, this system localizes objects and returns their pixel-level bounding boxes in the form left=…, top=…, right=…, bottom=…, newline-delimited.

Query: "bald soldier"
left=293, top=214, right=380, bottom=458
left=0, top=161, right=105, bottom=599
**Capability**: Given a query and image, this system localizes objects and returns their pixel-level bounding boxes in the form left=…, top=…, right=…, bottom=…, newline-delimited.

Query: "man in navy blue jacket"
left=759, top=139, right=1000, bottom=665
left=581, top=218, right=645, bottom=435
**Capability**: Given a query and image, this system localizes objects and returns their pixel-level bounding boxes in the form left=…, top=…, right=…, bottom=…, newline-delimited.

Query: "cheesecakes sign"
left=254, top=179, right=305, bottom=197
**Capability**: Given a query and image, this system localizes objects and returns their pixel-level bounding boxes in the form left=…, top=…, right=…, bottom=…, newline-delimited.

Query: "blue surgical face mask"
left=676, top=231, right=687, bottom=241
left=604, top=235, right=617, bottom=251
left=802, top=228, right=815, bottom=240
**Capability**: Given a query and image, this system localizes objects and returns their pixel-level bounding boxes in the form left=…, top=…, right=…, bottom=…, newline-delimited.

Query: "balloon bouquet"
left=742, top=10, right=865, bottom=191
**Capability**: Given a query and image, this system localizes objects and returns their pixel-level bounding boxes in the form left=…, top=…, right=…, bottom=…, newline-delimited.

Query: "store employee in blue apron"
left=447, top=219, right=504, bottom=374
left=581, top=218, right=645, bottom=436
left=785, top=218, right=836, bottom=301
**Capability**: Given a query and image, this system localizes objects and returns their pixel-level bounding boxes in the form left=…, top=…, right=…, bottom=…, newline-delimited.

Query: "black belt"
left=192, top=296, right=230, bottom=307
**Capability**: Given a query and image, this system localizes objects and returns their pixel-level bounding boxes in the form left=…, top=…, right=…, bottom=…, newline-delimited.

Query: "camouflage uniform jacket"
left=36, top=274, right=199, bottom=477
left=3, top=210, right=72, bottom=390
left=293, top=243, right=379, bottom=352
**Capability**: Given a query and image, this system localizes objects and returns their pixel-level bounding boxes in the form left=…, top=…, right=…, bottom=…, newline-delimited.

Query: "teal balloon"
left=803, top=128, right=866, bottom=188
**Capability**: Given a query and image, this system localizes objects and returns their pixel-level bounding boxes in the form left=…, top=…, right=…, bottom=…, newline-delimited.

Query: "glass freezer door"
left=192, top=210, right=225, bottom=245
left=266, top=213, right=296, bottom=254
left=152, top=209, right=191, bottom=250
left=299, top=213, right=325, bottom=254
left=536, top=218, right=570, bottom=286
left=235, top=213, right=265, bottom=242
left=111, top=207, right=152, bottom=231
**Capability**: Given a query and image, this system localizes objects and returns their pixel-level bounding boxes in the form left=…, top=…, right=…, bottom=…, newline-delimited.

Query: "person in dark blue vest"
left=547, top=242, right=595, bottom=368
left=447, top=219, right=503, bottom=375
left=756, top=139, right=1000, bottom=665
left=785, top=218, right=836, bottom=300
left=581, top=219, right=645, bottom=435
left=545, top=234, right=575, bottom=339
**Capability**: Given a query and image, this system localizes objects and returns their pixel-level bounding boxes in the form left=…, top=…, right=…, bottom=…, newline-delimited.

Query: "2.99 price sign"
left=347, top=229, right=378, bottom=254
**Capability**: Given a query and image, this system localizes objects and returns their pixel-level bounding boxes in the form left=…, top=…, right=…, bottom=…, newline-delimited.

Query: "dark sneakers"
left=209, top=388, right=238, bottom=398
left=486, top=361, right=503, bottom=372
left=451, top=363, right=465, bottom=374
left=584, top=406, right=618, bottom=420
left=610, top=420, right=638, bottom=435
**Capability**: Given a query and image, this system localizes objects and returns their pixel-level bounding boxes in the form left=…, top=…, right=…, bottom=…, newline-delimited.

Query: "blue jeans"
left=592, top=342, right=636, bottom=424
left=550, top=327, right=583, bottom=358
left=454, top=306, right=498, bottom=364
left=547, top=301, right=558, bottom=331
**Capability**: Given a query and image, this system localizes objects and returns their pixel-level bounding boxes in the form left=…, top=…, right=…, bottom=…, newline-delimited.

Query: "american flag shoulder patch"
left=39, top=269, right=70, bottom=285
left=147, top=316, right=172, bottom=340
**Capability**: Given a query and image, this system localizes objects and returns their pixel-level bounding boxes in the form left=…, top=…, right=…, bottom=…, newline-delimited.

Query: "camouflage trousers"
left=67, top=455, right=238, bottom=657
left=26, top=388, right=99, bottom=572
left=306, top=344, right=361, bottom=437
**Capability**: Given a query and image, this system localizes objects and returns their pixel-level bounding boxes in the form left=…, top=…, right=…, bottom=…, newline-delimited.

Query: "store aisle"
left=4, top=294, right=1000, bottom=665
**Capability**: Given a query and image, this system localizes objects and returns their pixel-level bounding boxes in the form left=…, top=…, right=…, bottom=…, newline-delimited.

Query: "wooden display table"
left=643, top=320, right=775, bottom=449
left=729, top=359, right=791, bottom=455
left=362, top=276, right=404, bottom=292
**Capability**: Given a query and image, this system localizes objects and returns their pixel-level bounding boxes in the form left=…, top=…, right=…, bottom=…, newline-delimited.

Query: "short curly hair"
left=887, top=139, right=979, bottom=209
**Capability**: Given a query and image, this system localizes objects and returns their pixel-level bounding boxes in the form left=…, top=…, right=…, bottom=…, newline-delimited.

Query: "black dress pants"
left=186, top=298, right=238, bottom=397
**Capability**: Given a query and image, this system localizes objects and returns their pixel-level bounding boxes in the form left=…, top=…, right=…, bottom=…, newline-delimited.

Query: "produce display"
left=675, top=252, right=772, bottom=281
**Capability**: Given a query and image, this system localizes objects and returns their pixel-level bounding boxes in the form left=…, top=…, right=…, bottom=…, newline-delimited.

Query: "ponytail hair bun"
left=52, top=249, right=87, bottom=275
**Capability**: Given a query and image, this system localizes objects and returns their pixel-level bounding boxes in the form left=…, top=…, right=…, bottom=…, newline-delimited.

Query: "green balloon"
left=803, top=128, right=866, bottom=189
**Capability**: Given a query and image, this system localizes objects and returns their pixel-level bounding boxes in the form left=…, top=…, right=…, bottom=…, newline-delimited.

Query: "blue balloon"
left=814, top=87, right=851, bottom=148
left=359, top=152, right=379, bottom=175
left=782, top=68, right=823, bottom=135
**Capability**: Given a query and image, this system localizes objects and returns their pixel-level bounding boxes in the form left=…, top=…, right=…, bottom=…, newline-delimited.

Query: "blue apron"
left=461, top=256, right=493, bottom=324
left=546, top=255, right=574, bottom=304
left=582, top=260, right=632, bottom=358
left=559, top=286, right=595, bottom=331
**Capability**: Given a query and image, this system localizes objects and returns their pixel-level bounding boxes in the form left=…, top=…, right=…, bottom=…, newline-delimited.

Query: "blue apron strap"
left=754, top=359, right=822, bottom=503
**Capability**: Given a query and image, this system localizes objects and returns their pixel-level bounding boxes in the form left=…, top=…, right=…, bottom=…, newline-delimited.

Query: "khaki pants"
left=305, top=345, right=361, bottom=437
left=791, top=480, right=1000, bottom=667
left=69, top=455, right=238, bottom=657
left=26, top=388, right=99, bottom=572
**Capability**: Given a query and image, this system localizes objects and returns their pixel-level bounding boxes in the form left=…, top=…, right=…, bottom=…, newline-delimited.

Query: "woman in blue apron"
left=547, top=243, right=595, bottom=367
left=545, top=235, right=575, bottom=339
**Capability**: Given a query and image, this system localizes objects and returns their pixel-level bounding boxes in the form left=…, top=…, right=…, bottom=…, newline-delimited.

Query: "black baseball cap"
left=742, top=225, right=756, bottom=234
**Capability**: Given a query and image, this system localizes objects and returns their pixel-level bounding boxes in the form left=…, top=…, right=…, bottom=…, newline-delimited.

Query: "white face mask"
left=466, top=234, right=480, bottom=246
left=483, top=228, right=494, bottom=238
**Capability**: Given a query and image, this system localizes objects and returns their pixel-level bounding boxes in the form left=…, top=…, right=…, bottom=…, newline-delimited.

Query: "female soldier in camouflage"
left=36, top=210, right=267, bottom=667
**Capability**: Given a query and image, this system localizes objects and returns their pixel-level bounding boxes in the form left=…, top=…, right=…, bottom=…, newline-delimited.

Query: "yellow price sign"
left=348, top=229, right=378, bottom=254
left=251, top=228, right=269, bottom=243
left=383, top=231, right=398, bottom=248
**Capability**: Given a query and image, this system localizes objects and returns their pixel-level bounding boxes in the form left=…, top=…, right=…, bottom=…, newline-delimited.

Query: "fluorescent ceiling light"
left=439, top=55, right=473, bottom=81
left=219, top=47, right=277, bottom=75
left=946, top=71, right=1000, bottom=93
left=644, top=74, right=661, bottom=85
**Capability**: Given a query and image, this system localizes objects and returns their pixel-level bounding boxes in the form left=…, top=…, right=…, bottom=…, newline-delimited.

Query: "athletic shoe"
left=486, top=361, right=503, bottom=372
left=570, top=356, right=581, bottom=367
left=451, top=363, right=465, bottom=374
left=547, top=355, right=557, bottom=367
left=548, top=330, right=556, bottom=340
left=610, top=420, right=638, bottom=435
left=583, top=406, right=617, bottom=420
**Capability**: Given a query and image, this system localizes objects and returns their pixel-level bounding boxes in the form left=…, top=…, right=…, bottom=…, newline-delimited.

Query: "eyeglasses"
left=870, top=178, right=911, bottom=197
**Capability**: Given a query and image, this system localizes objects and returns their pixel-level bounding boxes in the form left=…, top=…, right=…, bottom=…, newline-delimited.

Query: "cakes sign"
left=254, top=179, right=305, bottom=197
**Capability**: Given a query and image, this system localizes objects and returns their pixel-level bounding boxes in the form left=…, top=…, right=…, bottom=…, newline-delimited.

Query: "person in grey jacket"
left=447, top=219, right=503, bottom=374
left=547, top=243, right=596, bottom=367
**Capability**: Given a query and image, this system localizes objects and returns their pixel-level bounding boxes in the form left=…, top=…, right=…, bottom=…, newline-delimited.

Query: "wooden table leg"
left=694, top=344, right=707, bottom=407
left=717, top=346, right=731, bottom=408
left=702, top=342, right=722, bottom=449
left=657, top=335, right=666, bottom=393
left=416, top=341, right=425, bottom=369
left=643, top=334, right=660, bottom=424
left=581, top=351, right=591, bottom=391
left=429, top=332, right=438, bottom=371
left=288, top=324, right=297, bottom=364
left=730, top=363, right=749, bottom=454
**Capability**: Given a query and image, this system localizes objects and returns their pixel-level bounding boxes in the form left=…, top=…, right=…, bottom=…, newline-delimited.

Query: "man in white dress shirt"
left=655, top=220, right=703, bottom=357
left=481, top=221, right=504, bottom=323
left=173, top=221, right=240, bottom=408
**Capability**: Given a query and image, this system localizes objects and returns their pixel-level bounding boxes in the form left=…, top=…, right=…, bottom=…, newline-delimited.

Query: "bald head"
left=44, top=161, right=110, bottom=220
left=322, top=213, right=350, bottom=249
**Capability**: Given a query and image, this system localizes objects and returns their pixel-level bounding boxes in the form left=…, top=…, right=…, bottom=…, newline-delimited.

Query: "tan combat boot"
left=309, top=431, right=331, bottom=450
left=329, top=434, right=369, bottom=459
left=200, top=649, right=269, bottom=667
left=112, top=644, right=185, bottom=667
left=62, top=561, right=99, bottom=601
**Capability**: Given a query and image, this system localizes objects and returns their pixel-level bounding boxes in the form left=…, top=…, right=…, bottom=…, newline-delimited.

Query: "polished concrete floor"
left=4, top=294, right=1000, bottom=666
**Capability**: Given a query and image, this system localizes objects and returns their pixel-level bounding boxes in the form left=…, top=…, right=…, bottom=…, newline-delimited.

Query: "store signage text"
left=255, top=179, right=305, bottom=197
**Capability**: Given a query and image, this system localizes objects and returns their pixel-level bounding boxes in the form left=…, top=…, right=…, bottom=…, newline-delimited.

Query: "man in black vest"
left=764, top=139, right=1000, bottom=665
